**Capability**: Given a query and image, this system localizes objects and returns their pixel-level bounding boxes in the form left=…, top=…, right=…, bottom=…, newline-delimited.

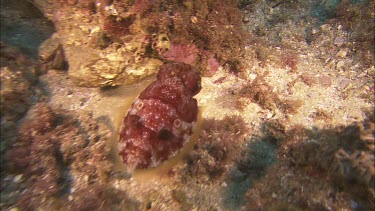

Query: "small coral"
left=118, top=63, right=201, bottom=169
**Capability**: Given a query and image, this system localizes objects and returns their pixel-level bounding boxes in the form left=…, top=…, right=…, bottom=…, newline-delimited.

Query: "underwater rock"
left=0, top=66, right=32, bottom=122
left=0, top=43, right=42, bottom=152
left=38, top=33, right=66, bottom=73
left=118, top=63, right=201, bottom=169
left=32, top=0, right=244, bottom=86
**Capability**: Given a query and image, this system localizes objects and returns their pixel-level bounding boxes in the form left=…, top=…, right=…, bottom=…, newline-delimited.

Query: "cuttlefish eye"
left=158, top=128, right=172, bottom=140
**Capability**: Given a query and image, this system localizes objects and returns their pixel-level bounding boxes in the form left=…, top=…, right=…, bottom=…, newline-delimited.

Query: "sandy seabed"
left=1, top=0, right=374, bottom=210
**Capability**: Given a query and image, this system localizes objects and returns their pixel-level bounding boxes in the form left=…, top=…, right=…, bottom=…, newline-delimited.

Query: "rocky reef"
left=30, top=0, right=245, bottom=87
left=1, top=0, right=374, bottom=210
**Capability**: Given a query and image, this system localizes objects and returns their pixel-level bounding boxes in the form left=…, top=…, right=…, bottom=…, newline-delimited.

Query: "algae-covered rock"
left=38, top=33, right=66, bottom=72
left=0, top=43, right=40, bottom=123
left=3, top=103, right=139, bottom=210
left=0, top=66, right=31, bottom=120
left=31, top=0, right=245, bottom=87
left=46, top=3, right=165, bottom=87
left=66, top=44, right=163, bottom=87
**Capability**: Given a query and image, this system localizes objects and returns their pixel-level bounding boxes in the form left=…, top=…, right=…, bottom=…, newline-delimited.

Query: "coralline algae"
left=118, top=63, right=201, bottom=169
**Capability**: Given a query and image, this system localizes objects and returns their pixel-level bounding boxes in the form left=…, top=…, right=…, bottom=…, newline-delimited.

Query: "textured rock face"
left=30, top=0, right=244, bottom=86
left=118, top=63, right=201, bottom=169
